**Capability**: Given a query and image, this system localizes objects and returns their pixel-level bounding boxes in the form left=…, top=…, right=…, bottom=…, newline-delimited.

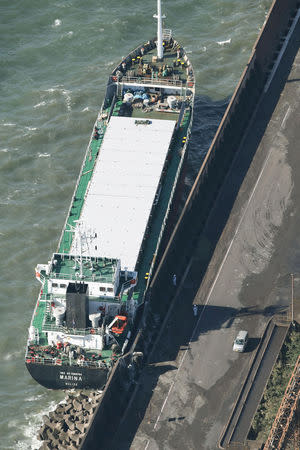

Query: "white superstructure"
left=71, top=116, right=176, bottom=271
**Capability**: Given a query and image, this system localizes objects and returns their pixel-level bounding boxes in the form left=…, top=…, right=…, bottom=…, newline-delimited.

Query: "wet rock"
left=68, top=429, right=79, bottom=438
left=37, top=424, right=48, bottom=441
left=65, top=417, right=76, bottom=431
left=84, top=401, right=94, bottom=412
left=73, top=398, right=83, bottom=411
left=39, top=440, right=52, bottom=450
left=56, top=405, right=65, bottom=414
left=54, top=419, right=66, bottom=432
left=72, top=434, right=83, bottom=447
left=75, top=420, right=86, bottom=434
left=42, top=415, right=51, bottom=426
left=68, top=445, right=78, bottom=450
left=68, top=408, right=77, bottom=418
left=50, top=437, right=60, bottom=447
left=45, top=428, right=55, bottom=441
left=57, top=430, right=68, bottom=442
left=77, top=392, right=88, bottom=401
left=64, top=403, right=73, bottom=414
left=37, top=391, right=99, bottom=447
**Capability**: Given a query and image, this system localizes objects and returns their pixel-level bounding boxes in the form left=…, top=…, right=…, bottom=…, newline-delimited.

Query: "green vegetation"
left=249, top=322, right=300, bottom=442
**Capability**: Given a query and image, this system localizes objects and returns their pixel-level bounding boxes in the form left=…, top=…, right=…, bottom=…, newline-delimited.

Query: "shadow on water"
left=180, top=94, right=229, bottom=210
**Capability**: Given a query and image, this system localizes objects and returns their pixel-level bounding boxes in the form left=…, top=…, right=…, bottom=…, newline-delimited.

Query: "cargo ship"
left=25, top=0, right=195, bottom=389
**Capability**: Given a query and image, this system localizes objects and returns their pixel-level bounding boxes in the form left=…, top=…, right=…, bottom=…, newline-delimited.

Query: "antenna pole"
left=153, top=0, right=165, bottom=60
left=291, top=273, right=294, bottom=324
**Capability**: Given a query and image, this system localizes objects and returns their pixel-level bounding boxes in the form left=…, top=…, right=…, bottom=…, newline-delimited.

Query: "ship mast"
left=153, top=0, right=165, bottom=60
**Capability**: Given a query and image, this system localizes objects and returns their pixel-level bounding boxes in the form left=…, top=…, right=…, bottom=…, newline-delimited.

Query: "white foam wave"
left=3, top=349, right=23, bottom=360
left=52, top=19, right=62, bottom=28
left=37, top=153, right=50, bottom=158
left=217, top=38, right=231, bottom=46
left=0, top=148, right=9, bottom=152
left=26, top=394, right=45, bottom=402
left=25, top=126, right=37, bottom=131
left=33, top=101, right=47, bottom=109
left=62, top=89, right=71, bottom=111
left=2, top=122, right=16, bottom=127
left=41, top=86, right=72, bottom=111
left=14, top=399, right=59, bottom=450
left=45, top=87, right=59, bottom=93
left=82, top=107, right=90, bottom=112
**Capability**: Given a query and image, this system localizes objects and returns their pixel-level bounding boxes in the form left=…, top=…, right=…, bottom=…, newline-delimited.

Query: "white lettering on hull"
left=59, top=370, right=83, bottom=386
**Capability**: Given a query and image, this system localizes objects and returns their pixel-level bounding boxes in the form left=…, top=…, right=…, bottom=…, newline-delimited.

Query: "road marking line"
left=152, top=143, right=274, bottom=432
left=281, top=105, right=291, bottom=130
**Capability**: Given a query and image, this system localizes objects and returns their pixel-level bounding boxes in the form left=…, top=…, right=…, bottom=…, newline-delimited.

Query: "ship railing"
left=119, top=278, right=136, bottom=299
left=49, top=271, right=113, bottom=283
left=25, top=354, right=108, bottom=369
left=57, top=105, right=108, bottom=253
left=143, top=106, right=193, bottom=296
left=42, top=322, right=103, bottom=336
left=40, top=293, right=53, bottom=301
left=120, top=75, right=184, bottom=88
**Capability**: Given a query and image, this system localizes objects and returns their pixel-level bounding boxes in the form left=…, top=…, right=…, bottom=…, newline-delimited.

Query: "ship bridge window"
left=60, top=283, right=67, bottom=288
left=52, top=283, right=58, bottom=288
left=99, top=287, right=106, bottom=292
left=107, top=287, right=113, bottom=293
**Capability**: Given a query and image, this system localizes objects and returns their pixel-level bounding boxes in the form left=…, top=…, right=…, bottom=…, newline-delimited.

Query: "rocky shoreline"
left=37, top=390, right=103, bottom=449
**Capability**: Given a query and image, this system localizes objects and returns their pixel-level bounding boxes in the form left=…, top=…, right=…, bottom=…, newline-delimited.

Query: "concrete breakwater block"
left=37, top=390, right=103, bottom=449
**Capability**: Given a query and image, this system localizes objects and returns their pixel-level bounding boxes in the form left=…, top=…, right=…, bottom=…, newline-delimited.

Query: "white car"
left=233, top=330, right=248, bottom=352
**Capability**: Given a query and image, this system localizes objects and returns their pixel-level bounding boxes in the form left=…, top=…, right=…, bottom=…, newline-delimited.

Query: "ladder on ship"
left=162, top=28, right=172, bottom=41
left=34, top=328, right=40, bottom=345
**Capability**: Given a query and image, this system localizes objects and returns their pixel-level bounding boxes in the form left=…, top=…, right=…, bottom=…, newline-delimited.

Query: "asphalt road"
left=111, top=14, right=300, bottom=450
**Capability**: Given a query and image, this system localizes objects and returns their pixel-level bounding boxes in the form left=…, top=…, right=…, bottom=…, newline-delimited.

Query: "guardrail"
left=42, top=323, right=102, bottom=335
left=25, top=354, right=108, bottom=369
left=120, top=75, right=184, bottom=87
left=49, top=271, right=113, bottom=283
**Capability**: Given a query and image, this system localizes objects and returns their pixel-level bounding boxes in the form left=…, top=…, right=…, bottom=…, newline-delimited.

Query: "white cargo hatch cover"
left=72, top=116, right=176, bottom=271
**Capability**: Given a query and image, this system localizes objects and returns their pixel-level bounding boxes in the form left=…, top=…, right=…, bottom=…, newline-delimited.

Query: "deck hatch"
left=71, top=116, right=176, bottom=270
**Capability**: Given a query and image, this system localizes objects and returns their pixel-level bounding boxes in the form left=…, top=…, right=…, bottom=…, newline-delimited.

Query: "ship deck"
left=49, top=254, right=118, bottom=283
left=56, top=99, right=191, bottom=301
left=71, top=116, right=176, bottom=271
left=118, top=40, right=191, bottom=87
left=54, top=34, right=194, bottom=304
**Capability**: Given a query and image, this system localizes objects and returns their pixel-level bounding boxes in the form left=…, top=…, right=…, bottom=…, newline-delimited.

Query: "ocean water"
left=0, top=0, right=271, bottom=448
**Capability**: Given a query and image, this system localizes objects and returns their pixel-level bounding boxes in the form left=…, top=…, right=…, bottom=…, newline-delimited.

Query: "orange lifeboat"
left=111, top=315, right=128, bottom=335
